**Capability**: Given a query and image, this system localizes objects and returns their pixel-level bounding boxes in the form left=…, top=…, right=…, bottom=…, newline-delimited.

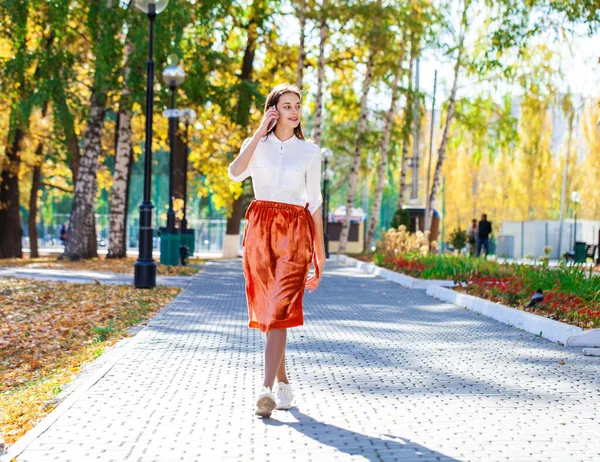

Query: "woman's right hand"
left=258, top=106, right=279, bottom=136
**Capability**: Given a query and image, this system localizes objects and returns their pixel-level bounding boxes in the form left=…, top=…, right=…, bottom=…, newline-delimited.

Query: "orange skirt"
left=242, top=200, right=319, bottom=333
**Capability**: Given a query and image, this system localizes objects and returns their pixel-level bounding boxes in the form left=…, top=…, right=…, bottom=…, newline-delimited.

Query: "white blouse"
left=228, top=134, right=323, bottom=215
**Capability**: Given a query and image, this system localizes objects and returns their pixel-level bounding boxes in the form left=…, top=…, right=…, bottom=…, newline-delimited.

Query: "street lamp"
left=571, top=191, right=580, bottom=251
left=179, top=108, right=196, bottom=264
left=321, top=148, right=333, bottom=258
left=162, top=54, right=185, bottom=231
left=133, top=0, right=169, bottom=289
left=180, top=108, right=196, bottom=231
left=156, top=54, right=185, bottom=266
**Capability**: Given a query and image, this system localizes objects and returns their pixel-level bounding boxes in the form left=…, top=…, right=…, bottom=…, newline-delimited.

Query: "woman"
left=228, top=83, right=326, bottom=418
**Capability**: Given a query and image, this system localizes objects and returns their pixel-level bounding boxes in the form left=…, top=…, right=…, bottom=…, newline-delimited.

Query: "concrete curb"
left=337, top=255, right=455, bottom=289
left=426, top=285, right=600, bottom=347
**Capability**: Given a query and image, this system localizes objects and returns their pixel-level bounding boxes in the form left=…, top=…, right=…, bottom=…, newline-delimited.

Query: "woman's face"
left=275, top=93, right=301, bottom=129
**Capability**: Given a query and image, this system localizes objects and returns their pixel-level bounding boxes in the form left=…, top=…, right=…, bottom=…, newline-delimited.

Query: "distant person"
left=59, top=223, right=67, bottom=247
left=477, top=214, right=492, bottom=257
left=467, top=218, right=478, bottom=256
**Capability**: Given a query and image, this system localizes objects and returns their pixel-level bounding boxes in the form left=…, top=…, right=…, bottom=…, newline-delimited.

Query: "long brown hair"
left=264, top=84, right=305, bottom=140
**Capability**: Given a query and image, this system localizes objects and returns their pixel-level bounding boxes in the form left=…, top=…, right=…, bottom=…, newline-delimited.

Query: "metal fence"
left=22, top=214, right=246, bottom=253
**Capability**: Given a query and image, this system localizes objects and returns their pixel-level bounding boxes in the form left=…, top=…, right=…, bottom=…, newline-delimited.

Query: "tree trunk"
left=397, top=44, right=415, bottom=209
left=28, top=102, right=50, bottom=259
left=28, top=165, right=42, bottom=258
left=223, top=14, right=259, bottom=258
left=366, top=55, right=403, bottom=251
left=296, top=0, right=307, bottom=90
left=64, top=92, right=106, bottom=260
left=107, top=107, right=132, bottom=258
left=0, top=125, right=25, bottom=259
left=313, top=0, right=328, bottom=147
left=338, top=50, right=375, bottom=254
left=107, top=39, right=134, bottom=259
left=55, top=82, right=81, bottom=187
left=426, top=6, right=468, bottom=225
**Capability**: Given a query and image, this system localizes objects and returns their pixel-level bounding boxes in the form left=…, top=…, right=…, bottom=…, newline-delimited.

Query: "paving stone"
left=9, top=259, right=600, bottom=462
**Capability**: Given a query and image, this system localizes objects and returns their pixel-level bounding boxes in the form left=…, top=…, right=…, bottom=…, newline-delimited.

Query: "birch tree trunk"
left=296, top=0, right=307, bottom=90
left=107, top=107, right=132, bottom=258
left=426, top=3, right=469, bottom=227
left=107, top=41, right=133, bottom=259
left=313, top=0, right=328, bottom=146
left=64, top=92, right=106, bottom=260
left=338, top=50, right=375, bottom=254
left=366, top=55, right=403, bottom=250
left=397, top=46, right=415, bottom=209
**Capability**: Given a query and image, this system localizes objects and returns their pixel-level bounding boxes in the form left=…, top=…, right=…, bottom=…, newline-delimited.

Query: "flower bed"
left=356, top=251, right=600, bottom=330
left=457, top=267, right=600, bottom=329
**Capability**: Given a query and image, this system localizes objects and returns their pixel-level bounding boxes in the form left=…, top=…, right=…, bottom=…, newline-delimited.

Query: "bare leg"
left=276, top=350, right=289, bottom=384
left=264, top=329, right=287, bottom=389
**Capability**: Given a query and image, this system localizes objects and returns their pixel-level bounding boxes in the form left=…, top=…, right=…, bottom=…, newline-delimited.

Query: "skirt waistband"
left=250, top=200, right=308, bottom=211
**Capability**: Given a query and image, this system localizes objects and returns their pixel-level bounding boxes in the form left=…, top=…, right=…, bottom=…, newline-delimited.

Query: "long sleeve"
left=228, top=138, right=253, bottom=182
left=305, top=147, right=323, bottom=215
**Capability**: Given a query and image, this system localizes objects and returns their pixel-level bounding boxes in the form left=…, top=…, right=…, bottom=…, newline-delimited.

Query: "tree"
left=64, top=0, right=123, bottom=260
left=295, top=0, right=307, bottom=89
left=107, top=4, right=138, bottom=259
left=366, top=45, right=405, bottom=251
left=425, top=0, right=471, bottom=232
left=223, top=0, right=272, bottom=258
left=312, top=0, right=328, bottom=146
left=337, top=1, right=390, bottom=254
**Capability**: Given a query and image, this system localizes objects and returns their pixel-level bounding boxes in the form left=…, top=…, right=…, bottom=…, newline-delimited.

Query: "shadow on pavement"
left=263, top=409, right=459, bottom=461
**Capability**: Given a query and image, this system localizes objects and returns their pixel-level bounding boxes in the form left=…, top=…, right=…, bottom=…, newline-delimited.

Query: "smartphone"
left=267, top=105, right=277, bottom=132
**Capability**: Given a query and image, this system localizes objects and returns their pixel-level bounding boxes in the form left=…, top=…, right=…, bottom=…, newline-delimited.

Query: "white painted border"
left=337, top=254, right=455, bottom=289
left=426, top=285, right=600, bottom=347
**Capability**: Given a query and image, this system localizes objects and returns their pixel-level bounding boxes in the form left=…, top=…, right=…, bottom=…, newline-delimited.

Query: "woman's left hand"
left=305, top=259, right=324, bottom=293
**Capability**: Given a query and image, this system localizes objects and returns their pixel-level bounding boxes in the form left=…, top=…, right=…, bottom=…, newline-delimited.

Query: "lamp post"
left=321, top=148, right=333, bottom=258
left=162, top=54, right=185, bottom=231
left=571, top=191, right=580, bottom=251
left=180, top=109, right=196, bottom=230
left=179, top=108, right=196, bottom=263
left=133, top=0, right=169, bottom=289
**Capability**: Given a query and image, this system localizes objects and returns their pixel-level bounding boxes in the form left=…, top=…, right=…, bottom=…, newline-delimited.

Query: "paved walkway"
left=0, top=267, right=193, bottom=288
left=5, top=260, right=600, bottom=461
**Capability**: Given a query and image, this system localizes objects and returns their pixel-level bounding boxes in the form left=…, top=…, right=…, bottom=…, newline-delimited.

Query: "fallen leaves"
left=0, top=277, right=180, bottom=445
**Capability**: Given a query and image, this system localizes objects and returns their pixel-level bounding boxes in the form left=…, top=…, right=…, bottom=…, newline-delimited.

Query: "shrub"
left=377, top=225, right=431, bottom=257
left=449, top=228, right=468, bottom=252
left=390, top=208, right=411, bottom=230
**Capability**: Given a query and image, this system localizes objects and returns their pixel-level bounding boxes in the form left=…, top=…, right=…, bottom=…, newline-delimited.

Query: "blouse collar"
left=268, top=133, right=298, bottom=146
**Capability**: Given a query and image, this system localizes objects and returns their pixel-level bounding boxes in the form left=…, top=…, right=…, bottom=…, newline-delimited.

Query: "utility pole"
left=410, top=57, right=420, bottom=202
left=425, top=70, right=438, bottom=232
left=557, top=113, right=574, bottom=259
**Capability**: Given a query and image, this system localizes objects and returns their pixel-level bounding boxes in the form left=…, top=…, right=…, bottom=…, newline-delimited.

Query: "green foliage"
left=92, top=319, right=115, bottom=343
left=390, top=208, right=410, bottom=230
left=449, top=228, right=468, bottom=251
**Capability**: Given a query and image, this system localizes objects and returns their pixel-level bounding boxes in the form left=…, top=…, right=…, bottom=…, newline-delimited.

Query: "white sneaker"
left=275, top=382, right=294, bottom=410
left=255, top=386, right=276, bottom=417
